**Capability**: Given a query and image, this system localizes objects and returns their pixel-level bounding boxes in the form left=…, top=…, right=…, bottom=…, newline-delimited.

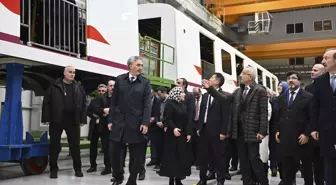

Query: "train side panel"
left=87, top=0, right=139, bottom=67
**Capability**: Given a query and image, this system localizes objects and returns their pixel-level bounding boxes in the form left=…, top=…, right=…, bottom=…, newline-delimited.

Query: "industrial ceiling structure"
left=205, top=0, right=336, bottom=60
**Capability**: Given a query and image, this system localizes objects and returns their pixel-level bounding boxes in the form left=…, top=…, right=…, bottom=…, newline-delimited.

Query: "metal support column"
left=0, top=63, right=49, bottom=175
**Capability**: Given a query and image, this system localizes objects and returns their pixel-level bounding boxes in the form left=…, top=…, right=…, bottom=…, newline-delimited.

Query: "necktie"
left=130, top=77, right=135, bottom=83
left=331, top=75, right=336, bottom=92
left=242, top=86, right=249, bottom=100
left=194, top=98, right=199, bottom=120
left=288, top=91, right=295, bottom=105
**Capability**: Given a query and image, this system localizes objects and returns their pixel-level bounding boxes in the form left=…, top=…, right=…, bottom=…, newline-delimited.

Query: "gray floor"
left=0, top=149, right=305, bottom=185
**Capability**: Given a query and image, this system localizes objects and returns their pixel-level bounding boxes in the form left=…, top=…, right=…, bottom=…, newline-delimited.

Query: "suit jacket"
left=198, top=89, right=230, bottom=137
left=304, top=83, right=320, bottom=147
left=206, top=82, right=268, bottom=142
left=108, top=73, right=152, bottom=143
left=311, top=73, right=336, bottom=158
left=276, top=88, right=314, bottom=156
left=86, top=97, right=100, bottom=141
left=149, top=95, right=161, bottom=131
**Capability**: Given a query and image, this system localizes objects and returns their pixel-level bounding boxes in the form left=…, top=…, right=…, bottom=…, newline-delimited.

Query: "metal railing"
left=20, top=0, right=86, bottom=57
left=139, top=36, right=175, bottom=79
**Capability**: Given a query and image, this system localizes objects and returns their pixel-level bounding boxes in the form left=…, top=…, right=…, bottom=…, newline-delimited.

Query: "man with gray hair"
left=42, top=65, right=87, bottom=179
left=202, top=66, right=269, bottom=185
left=310, top=48, right=336, bottom=185
left=108, top=56, right=151, bottom=185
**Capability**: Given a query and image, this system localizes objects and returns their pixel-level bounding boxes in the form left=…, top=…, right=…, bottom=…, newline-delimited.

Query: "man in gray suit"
left=108, top=56, right=151, bottom=185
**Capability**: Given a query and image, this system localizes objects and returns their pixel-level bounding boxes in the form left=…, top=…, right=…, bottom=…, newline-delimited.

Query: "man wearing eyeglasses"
left=276, top=71, right=314, bottom=185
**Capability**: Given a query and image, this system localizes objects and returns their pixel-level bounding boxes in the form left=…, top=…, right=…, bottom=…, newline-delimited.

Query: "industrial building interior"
left=1, top=0, right=336, bottom=185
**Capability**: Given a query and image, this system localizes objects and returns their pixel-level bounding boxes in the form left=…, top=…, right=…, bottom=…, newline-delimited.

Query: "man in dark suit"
left=153, top=86, right=169, bottom=171
left=138, top=87, right=161, bottom=180
left=304, top=64, right=325, bottom=185
left=196, top=73, right=230, bottom=185
left=202, top=66, right=269, bottom=185
left=311, top=48, right=336, bottom=185
left=108, top=56, right=151, bottom=185
left=86, top=84, right=112, bottom=175
left=276, top=71, right=314, bottom=185
left=191, top=87, right=202, bottom=169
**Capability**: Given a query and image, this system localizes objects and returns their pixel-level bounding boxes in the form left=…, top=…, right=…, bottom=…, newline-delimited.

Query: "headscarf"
left=168, top=87, right=183, bottom=102
left=279, top=81, right=288, bottom=95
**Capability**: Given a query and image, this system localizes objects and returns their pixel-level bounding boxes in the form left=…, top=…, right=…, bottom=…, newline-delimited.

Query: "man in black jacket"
left=86, top=84, right=110, bottom=174
left=42, top=65, right=87, bottom=179
left=202, top=66, right=269, bottom=185
left=276, top=71, right=314, bottom=185
left=108, top=56, right=151, bottom=185
left=304, top=64, right=325, bottom=185
left=311, top=48, right=336, bottom=185
left=196, top=73, right=230, bottom=185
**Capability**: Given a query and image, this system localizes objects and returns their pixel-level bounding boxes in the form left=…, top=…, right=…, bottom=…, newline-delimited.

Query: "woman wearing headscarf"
left=158, top=87, right=192, bottom=185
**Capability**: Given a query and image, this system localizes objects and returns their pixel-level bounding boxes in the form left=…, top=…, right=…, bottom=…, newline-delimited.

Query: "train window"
left=221, top=49, right=232, bottom=75
left=257, top=68, right=263, bottom=85
left=266, top=76, right=271, bottom=89
left=235, top=55, right=244, bottom=82
left=200, top=33, right=215, bottom=79
left=272, top=77, right=277, bottom=92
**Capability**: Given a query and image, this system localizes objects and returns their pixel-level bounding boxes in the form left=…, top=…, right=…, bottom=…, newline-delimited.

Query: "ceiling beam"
left=240, top=39, right=336, bottom=60
left=224, top=0, right=336, bottom=16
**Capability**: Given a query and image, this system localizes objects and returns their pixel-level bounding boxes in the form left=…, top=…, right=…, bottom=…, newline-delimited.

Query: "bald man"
left=304, top=63, right=325, bottom=185
left=42, top=65, right=87, bottom=179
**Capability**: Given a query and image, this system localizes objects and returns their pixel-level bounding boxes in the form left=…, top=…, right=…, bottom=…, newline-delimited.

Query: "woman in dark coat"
left=158, top=87, right=192, bottom=185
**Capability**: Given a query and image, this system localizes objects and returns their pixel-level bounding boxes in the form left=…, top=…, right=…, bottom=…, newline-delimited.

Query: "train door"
left=199, top=33, right=215, bottom=80
left=138, top=18, right=162, bottom=77
left=235, top=55, right=244, bottom=83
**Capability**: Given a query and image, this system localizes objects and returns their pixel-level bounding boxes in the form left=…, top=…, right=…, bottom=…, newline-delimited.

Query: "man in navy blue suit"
left=311, top=48, right=336, bottom=185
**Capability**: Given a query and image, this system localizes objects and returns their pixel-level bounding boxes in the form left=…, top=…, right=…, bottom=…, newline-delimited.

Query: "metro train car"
left=0, top=0, right=278, bottom=174
left=138, top=3, right=279, bottom=93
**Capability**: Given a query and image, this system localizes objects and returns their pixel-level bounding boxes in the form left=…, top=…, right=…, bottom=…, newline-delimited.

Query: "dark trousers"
left=324, top=157, right=336, bottom=185
left=269, top=131, right=278, bottom=169
left=282, top=156, right=313, bottom=185
left=198, top=135, right=228, bottom=182
left=237, top=137, right=268, bottom=185
left=49, top=119, right=81, bottom=171
left=110, top=141, right=146, bottom=184
left=311, top=146, right=324, bottom=185
left=191, top=129, right=199, bottom=166
left=229, top=139, right=239, bottom=168
left=151, top=129, right=164, bottom=166
left=89, top=125, right=110, bottom=168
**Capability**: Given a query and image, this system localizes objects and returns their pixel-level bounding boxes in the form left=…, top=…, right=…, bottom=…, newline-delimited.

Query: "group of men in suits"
left=44, top=49, right=336, bottom=185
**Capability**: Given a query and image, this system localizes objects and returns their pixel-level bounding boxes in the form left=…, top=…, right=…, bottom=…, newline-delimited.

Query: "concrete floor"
left=0, top=149, right=306, bottom=185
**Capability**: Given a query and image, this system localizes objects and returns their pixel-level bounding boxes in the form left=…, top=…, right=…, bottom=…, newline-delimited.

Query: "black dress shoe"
left=207, top=172, right=216, bottom=180
left=224, top=173, right=231, bottom=180
left=146, top=161, right=155, bottom=166
left=271, top=168, right=277, bottom=177
left=153, top=165, right=160, bottom=171
left=217, top=181, right=224, bottom=185
left=196, top=180, right=207, bottom=185
left=50, top=171, right=58, bottom=179
left=87, top=167, right=97, bottom=173
left=111, top=176, right=124, bottom=182
left=138, top=168, right=146, bottom=180
left=111, top=180, right=123, bottom=185
left=229, top=167, right=237, bottom=171
left=75, top=171, right=84, bottom=177
left=101, top=168, right=112, bottom=175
